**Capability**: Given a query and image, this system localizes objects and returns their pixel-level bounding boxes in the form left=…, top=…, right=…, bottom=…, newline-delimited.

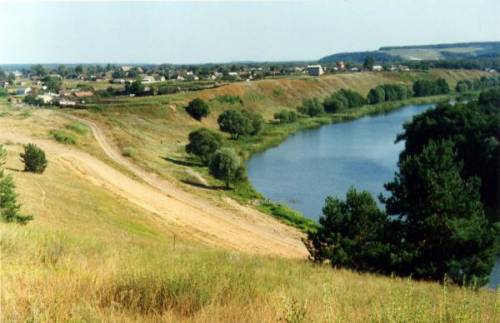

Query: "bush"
left=413, top=78, right=450, bottom=97
left=185, top=98, right=210, bottom=121
left=218, top=109, right=258, bottom=139
left=306, top=188, right=390, bottom=273
left=298, top=98, right=324, bottom=117
left=367, top=84, right=411, bottom=104
left=20, top=143, right=47, bottom=173
left=274, top=110, right=298, bottom=123
left=212, top=95, right=243, bottom=105
left=208, top=148, right=245, bottom=188
left=242, top=110, right=264, bottom=135
left=50, top=130, right=76, bottom=145
left=185, top=128, right=222, bottom=164
left=323, top=89, right=365, bottom=112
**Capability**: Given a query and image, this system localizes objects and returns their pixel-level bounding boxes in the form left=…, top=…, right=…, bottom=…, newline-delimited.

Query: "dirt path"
left=2, top=115, right=308, bottom=258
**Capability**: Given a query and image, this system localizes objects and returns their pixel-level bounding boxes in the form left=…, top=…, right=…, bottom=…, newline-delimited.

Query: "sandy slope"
left=1, top=114, right=308, bottom=258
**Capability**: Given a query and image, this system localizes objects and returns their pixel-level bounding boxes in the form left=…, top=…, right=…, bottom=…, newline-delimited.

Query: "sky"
left=0, top=0, right=499, bottom=64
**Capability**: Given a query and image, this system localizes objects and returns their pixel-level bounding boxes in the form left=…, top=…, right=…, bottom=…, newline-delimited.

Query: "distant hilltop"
left=319, top=41, right=500, bottom=63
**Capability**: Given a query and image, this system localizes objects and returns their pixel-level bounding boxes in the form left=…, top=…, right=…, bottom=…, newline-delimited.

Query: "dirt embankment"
left=1, top=116, right=308, bottom=258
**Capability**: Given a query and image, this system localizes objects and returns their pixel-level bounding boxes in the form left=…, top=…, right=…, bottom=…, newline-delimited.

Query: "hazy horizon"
left=1, top=0, right=499, bottom=65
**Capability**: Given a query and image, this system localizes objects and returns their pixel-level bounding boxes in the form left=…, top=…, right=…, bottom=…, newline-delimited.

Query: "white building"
left=372, top=65, right=383, bottom=72
left=306, top=65, right=324, bottom=76
left=141, top=75, right=155, bottom=84
left=16, top=87, right=31, bottom=95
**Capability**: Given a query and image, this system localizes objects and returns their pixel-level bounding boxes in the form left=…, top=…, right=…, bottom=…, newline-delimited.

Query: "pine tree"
left=0, top=145, right=32, bottom=224
left=384, top=140, right=497, bottom=285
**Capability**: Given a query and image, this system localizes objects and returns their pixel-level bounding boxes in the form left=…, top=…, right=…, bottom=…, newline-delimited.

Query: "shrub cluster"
left=412, top=78, right=450, bottom=97
left=455, top=76, right=500, bottom=93
left=185, top=98, right=210, bottom=121
left=273, top=109, right=298, bottom=123
left=323, top=89, right=366, bottom=113
left=367, top=84, right=412, bottom=104
left=217, top=109, right=263, bottom=139
left=298, top=98, right=324, bottom=116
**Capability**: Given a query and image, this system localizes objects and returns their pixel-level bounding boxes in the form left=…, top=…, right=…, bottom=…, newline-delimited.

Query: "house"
left=36, top=94, right=54, bottom=104
left=372, top=65, right=383, bottom=72
left=153, top=75, right=166, bottom=82
left=141, top=75, right=155, bottom=84
left=16, top=87, right=31, bottom=96
left=306, top=65, right=324, bottom=76
left=350, top=67, right=359, bottom=72
left=58, top=99, right=76, bottom=107
left=0, top=81, right=9, bottom=88
left=73, top=91, right=94, bottom=98
left=176, top=75, right=185, bottom=81
left=336, top=61, right=346, bottom=71
left=121, top=65, right=132, bottom=72
left=112, top=78, right=125, bottom=84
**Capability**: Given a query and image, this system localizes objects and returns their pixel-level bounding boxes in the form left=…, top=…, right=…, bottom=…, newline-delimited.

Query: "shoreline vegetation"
left=229, top=94, right=450, bottom=231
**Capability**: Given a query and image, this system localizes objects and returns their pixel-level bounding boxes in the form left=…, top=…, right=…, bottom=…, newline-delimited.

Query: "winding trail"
left=3, top=113, right=308, bottom=258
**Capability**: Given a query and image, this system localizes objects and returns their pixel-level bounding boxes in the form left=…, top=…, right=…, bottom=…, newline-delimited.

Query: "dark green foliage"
left=185, top=128, right=222, bottom=164
left=363, top=56, right=375, bottom=70
left=396, top=99, right=500, bottom=218
left=20, top=143, right=47, bottom=174
left=50, top=130, right=76, bottom=145
left=412, top=78, right=450, bottom=97
left=125, top=78, right=145, bottom=96
left=43, top=75, right=62, bottom=93
left=217, top=109, right=262, bottom=139
left=479, top=87, right=500, bottom=107
left=185, top=98, right=210, bottom=121
left=0, top=145, right=32, bottom=224
left=242, top=110, right=264, bottom=135
left=383, top=140, right=497, bottom=285
left=23, top=95, right=43, bottom=106
left=323, top=89, right=366, bottom=113
left=273, top=110, right=298, bottom=123
left=367, top=87, right=386, bottom=104
left=112, top=69, right=126, bottom=78
left=298, top=98, right=324, bottom=116
left=208, top=148, right=245, bottom=188
left=307, top=188, right=391, bottom=273
left=367, top=84, right=411, bottom=104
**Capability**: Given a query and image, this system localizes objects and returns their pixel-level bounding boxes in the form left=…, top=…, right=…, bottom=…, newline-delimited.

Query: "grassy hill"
left=320, top=41, right=500, bottom=62
left=1, top=70, right=498, bottom=321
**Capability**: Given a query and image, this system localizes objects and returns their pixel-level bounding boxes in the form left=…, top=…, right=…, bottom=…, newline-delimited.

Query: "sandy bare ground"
left=1, top=114, right=308, bottom=258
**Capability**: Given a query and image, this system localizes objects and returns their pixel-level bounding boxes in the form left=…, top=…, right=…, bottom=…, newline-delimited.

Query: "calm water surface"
left=246, top=104, right=498, bottom=288
left=247, top=104, right=433, bottom=220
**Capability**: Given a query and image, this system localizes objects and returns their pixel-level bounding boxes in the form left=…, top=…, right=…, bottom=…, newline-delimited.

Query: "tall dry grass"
left=1, top=225, right=498, bottom=322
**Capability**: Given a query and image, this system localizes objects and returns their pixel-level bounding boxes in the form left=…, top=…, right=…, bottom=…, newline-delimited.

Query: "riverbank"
left=226, top=95, right=449, bottom=230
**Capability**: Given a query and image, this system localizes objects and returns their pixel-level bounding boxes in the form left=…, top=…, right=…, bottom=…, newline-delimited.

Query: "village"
left=0, top=61, right=415, bottom=107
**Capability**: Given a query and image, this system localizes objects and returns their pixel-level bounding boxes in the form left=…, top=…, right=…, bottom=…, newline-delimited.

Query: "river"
left=247, top=103, right=499, bottom=288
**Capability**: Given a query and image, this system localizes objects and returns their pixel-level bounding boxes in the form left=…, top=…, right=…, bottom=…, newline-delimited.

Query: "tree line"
left=456, top=76, right=500, bottom=93
left=306, top=88, right=500, bottom=286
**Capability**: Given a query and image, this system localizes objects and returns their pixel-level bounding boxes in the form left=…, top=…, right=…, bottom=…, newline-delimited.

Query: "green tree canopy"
left=185, top=128, right=222, bottom=164
left=0, top=145, right=32, bottom=224
left=306, top=188, right=391, bottom=273
left=298, top=98, right=324, bottom=116
left=208, top=148, right=245, bottom=188
left=383, top=140, right=497, bottom=285
left=217, top=109, right=253, bottom=139
left=185, top=98, right=210, bottom=121
left=20, top=143, right=47, bottom=174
